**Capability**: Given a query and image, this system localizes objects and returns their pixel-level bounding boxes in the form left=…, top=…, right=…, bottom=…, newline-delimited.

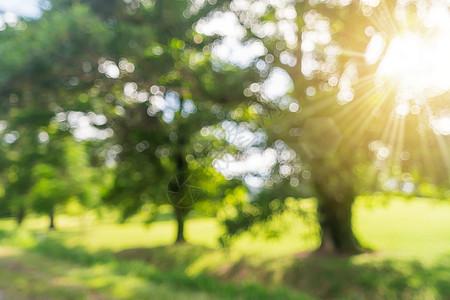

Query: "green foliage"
left=0, top=2, right=112, bottom=223
left=219, top=183, right=312, bottom=247
left=69, top=0, right=260, bottom=233
left=214, top=0, right=449, bottom=253
left=0, top=0, right=448, bottom=254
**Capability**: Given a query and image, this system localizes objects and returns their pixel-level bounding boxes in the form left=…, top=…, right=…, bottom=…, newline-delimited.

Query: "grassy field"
left=0, top=197, right=449, bottom=299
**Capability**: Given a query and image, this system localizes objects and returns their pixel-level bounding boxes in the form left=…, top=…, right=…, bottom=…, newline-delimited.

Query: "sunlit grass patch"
left=0, top=198, right=448, bottom=299
left=354, top=197, right=450, bottom=257
left=1, top=198, right=449, bottom=259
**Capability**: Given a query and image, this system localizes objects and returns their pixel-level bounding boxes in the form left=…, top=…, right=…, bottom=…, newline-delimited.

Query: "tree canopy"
left=0, top=0, right=448, bottom=252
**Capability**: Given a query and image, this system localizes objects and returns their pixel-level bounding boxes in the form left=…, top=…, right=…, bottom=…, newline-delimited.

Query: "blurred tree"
left=29, top=135, right=101, bottom=229
left=0, top=3, right=110, bottom=225
left=218, top=0, right=449, bottom=253
left=1, top=0, right=258, bottom=240
left=82, top=0, right=260, bottom=243
left=1, top=0, right=446, bottom=250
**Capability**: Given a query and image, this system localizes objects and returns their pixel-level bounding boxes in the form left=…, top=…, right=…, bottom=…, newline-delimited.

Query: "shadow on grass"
left=0, top=254, right=107, bottom=300
left=0, top=229, right=448, bottom=299
left=282, top=254, right=450, bottom=299
left=116, top=244, right=450, bottom=300
left=0, top=230, right=310, bottom=300
left=116, top=244, right=211, bottom=269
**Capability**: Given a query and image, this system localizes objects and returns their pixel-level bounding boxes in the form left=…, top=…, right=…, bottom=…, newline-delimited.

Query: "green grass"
left=0, top=232, right=310, bottom=300
left=0, top=198, right=449, bottom=299
left=354, top=198, right=450, bottom=257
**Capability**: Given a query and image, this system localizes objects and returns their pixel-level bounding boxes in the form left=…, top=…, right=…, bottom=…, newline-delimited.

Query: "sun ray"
left=370, top=4, right=398, bottom=37
left=393, top=114, right=406, bottom=164
left=424, top=103, right=450, bottom=180
left=334, top=82, right=379, bottom=122
left=386, top=113, right=400, bottom=155
left=340, top=50, right=365, bottom=58
left=346, top=88, right=394, bottom=144
left=419, top=130, right=434, bottom=179
left=301, top=95, right=340, bottom=118
left=381, top=0, right=400, bottom=35
left=299, top=0, right=450, bottom=190
left=379, top=115, right=393, bottom=144
left=433, top=133, right=450, bottom=181
left=354, top=73, right=379, bottom=90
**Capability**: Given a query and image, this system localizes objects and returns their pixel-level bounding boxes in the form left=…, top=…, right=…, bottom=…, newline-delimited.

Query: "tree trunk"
left=174, top=207, right=186, bottom=244
left=171, top=134, right=191, bottom=244
left=317, top=196, right=363, bottom=254
left=312, top=159, right=365, bottom=255
left=49, top=209, right=55, bottom=230
left=16, top=206, right=25, bottom=226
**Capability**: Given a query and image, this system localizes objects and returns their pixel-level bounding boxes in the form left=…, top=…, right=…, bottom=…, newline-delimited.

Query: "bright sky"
left=0, top=0, right=41, bottom=18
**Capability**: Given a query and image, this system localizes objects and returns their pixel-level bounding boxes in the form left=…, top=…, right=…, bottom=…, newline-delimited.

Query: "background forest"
left=0, top=0, right=449, bottom=299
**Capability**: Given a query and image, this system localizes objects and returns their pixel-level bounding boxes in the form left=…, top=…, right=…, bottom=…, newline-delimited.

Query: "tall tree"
left=0, top=2, right=111, bottom=224
left=219, top=0, right=449, bottom=253
left=67, top=0, right=261, bottom=243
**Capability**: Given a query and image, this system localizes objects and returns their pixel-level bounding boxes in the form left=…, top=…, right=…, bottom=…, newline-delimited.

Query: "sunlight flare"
left=376, top=30, right=450, bottom=102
